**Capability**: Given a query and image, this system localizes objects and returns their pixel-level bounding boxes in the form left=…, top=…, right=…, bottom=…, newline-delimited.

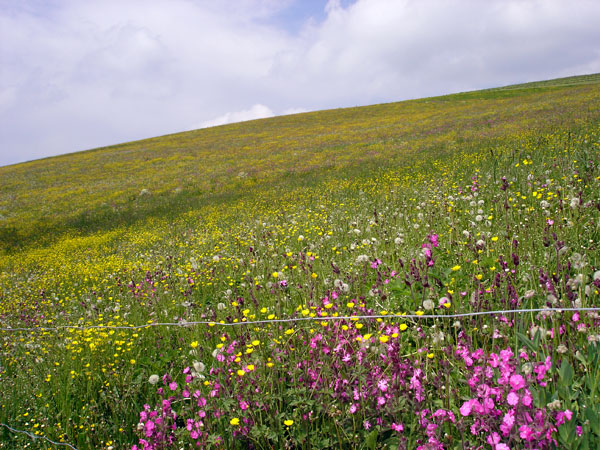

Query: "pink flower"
left=556, top=409, right=573, bottom=426
left=489, top=353, right=500, bottom=368
left=507, top=391, right=519, bottom=406
left=377, top=379, right=388, bottom=392
left=169, top=381, right=178, bottom=391
left=487, top=432, right=501, bottom=445
left=144, top=420, right=155, bottom=437
left=391, top=422, right=404, bottom=433
left=349, top=404, right=358, bottom=414
left=497, top=444, right=510, bottom=450
left=460, top=400, right=473, bottom=416
left=500, top=410, right=515, bottom=436
left=509, top=374, right=526, bottom=391
left=521, top=390, right=532, bottom=406
left=519, top=424, right=534, bottom=441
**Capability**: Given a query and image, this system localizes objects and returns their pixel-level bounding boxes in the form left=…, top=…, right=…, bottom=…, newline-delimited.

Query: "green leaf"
left=516, top=331, right=540, bottom=353
left=365, top=429, right=378, bottom=450
left=559, top=359, right=574, bottom=385
left=585, top=407, right=600, bottom=436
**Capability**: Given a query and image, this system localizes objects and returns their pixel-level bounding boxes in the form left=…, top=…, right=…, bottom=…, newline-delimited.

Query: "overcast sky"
left=1, top=0, right=600, bottom=167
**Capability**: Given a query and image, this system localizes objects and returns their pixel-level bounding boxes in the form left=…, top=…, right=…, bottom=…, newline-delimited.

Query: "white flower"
left=356, top=255, right=369, bottom=264
left=422, top=300, right=434, bottom=311
left=212, top=255, right=220, bottom=262
left=432, top=330, right=445, bottom=344
left=547, top=400, right=562, bottom=410
left=394, top=237, right=404, bottom=245
left=148, top=374, right=160, bottom=385
left=193, top=361, right=206, bottom=373
left=217, top=302, right=226, bottom=310
left=570, top=197, right=579, bottom=209
left=475, top=215, right=483, bottom=222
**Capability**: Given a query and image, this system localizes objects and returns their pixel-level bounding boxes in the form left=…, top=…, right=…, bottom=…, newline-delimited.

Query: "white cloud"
left=1, top=0, right=600, bottom=166
left=196, top=104, right=275, bottom=129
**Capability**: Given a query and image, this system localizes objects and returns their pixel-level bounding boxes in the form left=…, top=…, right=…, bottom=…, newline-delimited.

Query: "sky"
left=1, top=0, right=600, bottom=167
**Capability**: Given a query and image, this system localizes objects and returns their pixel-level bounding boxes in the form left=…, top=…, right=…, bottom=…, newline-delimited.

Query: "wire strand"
left=0, top=423, right=79, bottom=450
left=1, top=307, right=598, bottom=332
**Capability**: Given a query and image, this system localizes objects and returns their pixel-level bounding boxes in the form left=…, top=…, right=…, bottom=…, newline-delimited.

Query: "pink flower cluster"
left=455, top=337, right=571, bottom=449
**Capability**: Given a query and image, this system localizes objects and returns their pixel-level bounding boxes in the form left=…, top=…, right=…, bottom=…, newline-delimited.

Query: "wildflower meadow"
left=1, top=74, right=600, bottom=449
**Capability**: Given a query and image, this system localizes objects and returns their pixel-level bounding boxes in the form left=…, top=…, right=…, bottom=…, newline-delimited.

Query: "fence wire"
left=1, top=307, right=599, bottom=332
left=0, top=422, right=79, bottom=450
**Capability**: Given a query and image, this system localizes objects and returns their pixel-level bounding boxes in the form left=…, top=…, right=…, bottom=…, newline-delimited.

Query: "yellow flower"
left=230, top=418, right=240, bottom=426
left=312, top=272, right=318, bottom=278
left=399, top=324, right=408, bottom=331
left=272, top=272, right=278, bottom=278
left=190, top=341, right=198, bottom=349
left=284, top=419, right=294, bottom=427
left=237, top=369, right=245, bottom=376
left=246, top=364, right=255, bottom=371
left=427, top=353, right=434, bottom=359
left=379, top=335, right=389, bottom=343
left=451, top=265, right=461, bottom=271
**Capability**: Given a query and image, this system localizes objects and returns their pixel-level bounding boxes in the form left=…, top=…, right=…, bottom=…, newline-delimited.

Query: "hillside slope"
left=1, top=74, right=600, bottom=449
left=1, top=73, right=599, bottom=253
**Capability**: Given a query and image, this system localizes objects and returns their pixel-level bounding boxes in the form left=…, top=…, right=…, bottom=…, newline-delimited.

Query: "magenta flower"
left=509, top=374, right=525, bottom=391
left=377, top=378, right=388, bottom=392
left=506, top=391, right=519, bottom=406
left=392, top=422, right=404, bottom=433
left=460, top=400, right=473, bottom=416
left=500, top=410, right=515, bottom=436
left=519, top=424, right=534, bottom=441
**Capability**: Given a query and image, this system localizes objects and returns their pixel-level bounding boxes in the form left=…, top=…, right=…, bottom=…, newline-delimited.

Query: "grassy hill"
left=1, top=74, right=600, bottom=449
